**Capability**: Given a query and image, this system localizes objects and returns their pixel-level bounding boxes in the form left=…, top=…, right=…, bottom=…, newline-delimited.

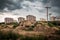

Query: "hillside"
left=0, top=21, right=60, bottom=40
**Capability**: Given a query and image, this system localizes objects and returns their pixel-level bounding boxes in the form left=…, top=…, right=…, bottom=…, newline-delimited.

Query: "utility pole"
left=45, top=7, right=51, bottom=23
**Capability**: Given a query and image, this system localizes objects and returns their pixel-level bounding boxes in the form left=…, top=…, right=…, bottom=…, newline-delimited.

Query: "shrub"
left=48, top=22, right=55, bottom=27
left=1, top=24, right=7, bottom=28
left=0, top=30, right=20, bottom=40
left=0, top=30, right=48, bottom=40
left=20, top=35, right=47, bottom=40
left=31, top=25, right=35, bottom=28
left=55, top=30, right=60, bottom=35
left=13, top=22, right=19, bottom=28
left=25, top=25, right=35, bottom=31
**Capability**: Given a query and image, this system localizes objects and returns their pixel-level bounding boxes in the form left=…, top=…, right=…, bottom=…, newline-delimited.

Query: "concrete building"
left=40, top=18, right=46, bottom=21
left=50, top=16, right=60, bottom=21
left=26, top=15, right=36, bottom=23
left=5, top=18, right=14, bottom=24
left=18, top=17, right=25, bottom=23
left=50, top=16, right=56, bottom=21
left=55, top=17, right=60, bottom=21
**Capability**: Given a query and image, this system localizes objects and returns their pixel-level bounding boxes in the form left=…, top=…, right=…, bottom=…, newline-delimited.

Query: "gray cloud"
left=26, top=0, right=35, bottom=2
left=0, top=0, right=23, bottom=11
left=0, top=0, right=60, bottom=16
left=42, top=0, right=60, bottom=14
left=51, top=0, right=60, bottom=7
left=0, top=0, right=60, bottom=22
left=51, top=0, right=60, bottom=14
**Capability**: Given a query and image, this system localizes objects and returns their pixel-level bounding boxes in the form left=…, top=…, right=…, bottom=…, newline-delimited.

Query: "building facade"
left=40, top=18, right=46, bottom=21
left=55, top=16, right=60, bottom=21
left=50, top=16, right=56, bottom=21
left=26, top=15, right=36, bottom=23
left=18, top=17, right=25, bottom=23
left=5, top=18, right=14, bottom=24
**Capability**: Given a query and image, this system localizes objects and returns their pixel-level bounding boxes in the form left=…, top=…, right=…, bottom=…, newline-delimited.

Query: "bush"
left=13, top=22, right=19, bottom=28
left=0, top=30, right=20, bottom=40
left=25, top=25, right=35, bottom=31
left=31, top=25, right=35, bottom=28
left=49, top=21, right=60, bottom=26
left=20, top=35, right=47, bottom=40
left=0, top=30, right=48, bottom=40
left=1, top=24, right=7, bottom=28
left=48, top=22, right=55, bottom=27
left=55, top=30, right=60, bottom=35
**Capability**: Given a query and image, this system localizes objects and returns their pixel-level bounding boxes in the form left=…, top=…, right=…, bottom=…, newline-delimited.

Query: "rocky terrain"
left=0, top=21, right=60, bottom=40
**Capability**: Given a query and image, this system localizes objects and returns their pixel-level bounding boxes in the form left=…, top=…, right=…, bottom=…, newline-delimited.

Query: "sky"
left=0, top=0, right=60, bottom=22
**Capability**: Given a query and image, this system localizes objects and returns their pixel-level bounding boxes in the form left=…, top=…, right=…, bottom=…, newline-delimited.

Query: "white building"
left=55, top=16, right=60, bottom=21
left=5, top=18, right=14, bottom=24
left=50, top=16, right=56, bottom=21
left=40, top=18, right=46, bottom=21
left=26, top=15, right=36, bottom=23
left=18, top=17, right=25, bottom=22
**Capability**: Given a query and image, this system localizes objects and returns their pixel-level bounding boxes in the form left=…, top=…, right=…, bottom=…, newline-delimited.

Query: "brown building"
left=18, top=17, right=25, bottom=23
left=26, top=15, right=36, bottom=23
left=5, top=18, right=14, bottom=24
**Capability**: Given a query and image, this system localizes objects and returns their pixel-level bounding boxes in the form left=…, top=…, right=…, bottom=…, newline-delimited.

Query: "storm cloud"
left=0, top=0, right=60, bottom=11
left=42, top=0, right=60, bottom=14
left=0, top=0, right=23, bottom=10
left=0, top=0, right=60, bottom=22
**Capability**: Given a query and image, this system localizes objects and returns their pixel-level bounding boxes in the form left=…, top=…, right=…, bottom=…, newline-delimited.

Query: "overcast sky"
left=0, top=0, right=60, bottom=22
